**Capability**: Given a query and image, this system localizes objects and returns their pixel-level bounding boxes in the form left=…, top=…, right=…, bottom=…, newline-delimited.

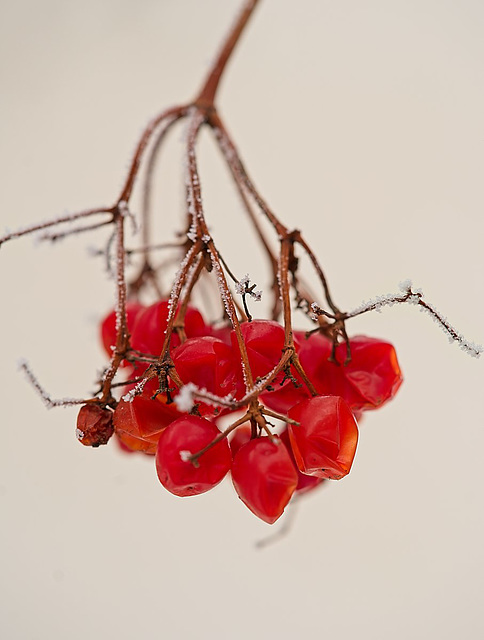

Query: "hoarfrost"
left=347, top=281, right=482, bottom=358
left=122, top=377, right=149, bottom=402
left=175, top=383, right=197, bottom=412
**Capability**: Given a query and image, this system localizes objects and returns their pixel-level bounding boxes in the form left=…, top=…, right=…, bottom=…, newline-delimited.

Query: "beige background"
left=1, top=1, right=483, bottom=638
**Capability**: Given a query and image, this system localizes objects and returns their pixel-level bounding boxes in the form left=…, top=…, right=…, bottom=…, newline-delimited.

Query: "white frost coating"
left=76, top=428, right=85, bottom=440
left=118, top=200, right=129, bottom=217
left=235, top=273, right=262, bottom=301
left=210, top=251, right=236, bottom=325
left=122, top=377, right=149, bottom=402
left=211, top=255, right=249, bottom=392
left=166, top=242, right=199, bottom=333
left=180, top=450, right=192, bottom=462
left=19, top=360, right=84, bottom=408
left=235, top=273, right=250, bottom=294
left=347, top=281, right=483, bottom=358
left=276, top=258, right=284, bottom=302
left=309, top=302, right=320, bottom=321
left=175, top=383, right=197, bottom=412
left=117, top=200, right=138, bottom=234
left=187, top=221, right=197, bottom=243
left=184, top=110, right=205, bottom=225
left=174, top=381, right=235, bottom=411
left=202, top=234, right=211, bottom=244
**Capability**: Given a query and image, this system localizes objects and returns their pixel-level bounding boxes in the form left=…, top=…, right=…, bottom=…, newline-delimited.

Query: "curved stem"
left=210, top=114, right=287, bottom=236
left=100, top=208, right=128, bottom=403
left=195, top=0, right=261, bottom=107
left=185, top=109, right=255, bottom=391
left=117, top=105, right=188, bottom=204
left=140, top=113, right=185, bottom=260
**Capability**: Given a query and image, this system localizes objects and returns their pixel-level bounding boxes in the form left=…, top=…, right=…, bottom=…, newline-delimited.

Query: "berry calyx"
left=76, top=404, right=114, bottom=447
left=156, top=416, right=232, bottom=496
left=231, top=436, right=298, bottom=524
left=288, top=396, right=358, bottom=480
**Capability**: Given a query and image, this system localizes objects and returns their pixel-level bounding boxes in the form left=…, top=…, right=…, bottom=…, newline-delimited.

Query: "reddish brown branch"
left=195, top=0, right=261, bottom=107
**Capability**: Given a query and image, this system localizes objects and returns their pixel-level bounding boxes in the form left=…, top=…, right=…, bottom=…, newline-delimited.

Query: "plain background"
left=1, top=1, right=483, bottom=638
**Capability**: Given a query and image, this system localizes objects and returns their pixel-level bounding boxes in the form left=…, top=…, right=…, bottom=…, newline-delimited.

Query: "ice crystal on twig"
left=122, top=376, right=151, bottom=402
left=175, top=383, right=197, bottom=412
left=19, top=361, right=86, bottom=408
left=338, top=280, right=482, bottom=358
left=235, top=273, right=262, bottom=301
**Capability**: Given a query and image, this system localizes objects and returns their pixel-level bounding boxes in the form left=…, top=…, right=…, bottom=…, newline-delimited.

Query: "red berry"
left=113, top=432, right=139, bottom=455
left=210, top=323, right=232, bottom=344
left=100, top=302, right=144, bottom=361
left=113, top=391, right=183, bottom=454
left=231, top=320, right=285, bottom=383
left=130, top=299, right=207, bottom=356
left=156, top=416, right=232, bottom=497
left=231, top=436, right=298, bottom=524
left=298, top=334, right=402, bottom=411
left=172, top=336, right=239, bottom=416
left=279, top=427, right=324, bottom=494
left=229, top=423, right=252, bottom=457
left=76, top=404, right=114, bottom=447
left=288, top=396, right=358, bottom=480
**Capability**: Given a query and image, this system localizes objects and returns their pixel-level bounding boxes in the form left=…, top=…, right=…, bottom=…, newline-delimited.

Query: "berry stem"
left=195, top=0, right=260, bottom=108
left=117, top=105, right=187, bottom=205
left=188, top=410, right=252, bottom=465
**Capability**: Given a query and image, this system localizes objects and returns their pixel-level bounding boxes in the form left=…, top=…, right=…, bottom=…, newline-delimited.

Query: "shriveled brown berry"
left=76, top=404, right=114, bottom=447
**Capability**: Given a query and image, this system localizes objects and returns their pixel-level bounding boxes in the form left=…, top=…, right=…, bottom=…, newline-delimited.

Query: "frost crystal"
left=122, top=377, right=149, bottom=402
left=346, top=281, right=483, bottom=358
left=175, top=383, right=197, bottom=412
left=235, top=273, right=262, bottom=301
left=76, top=428, right=85, bottom=440
left=179, top=450, right=192, bottom=462
left=235, top=273, right=250, bottom=295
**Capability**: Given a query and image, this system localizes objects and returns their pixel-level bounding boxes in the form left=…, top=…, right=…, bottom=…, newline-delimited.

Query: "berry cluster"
left=5, top=0, right=477, bottom=530
left=76, top=302, right=402, bottom=524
